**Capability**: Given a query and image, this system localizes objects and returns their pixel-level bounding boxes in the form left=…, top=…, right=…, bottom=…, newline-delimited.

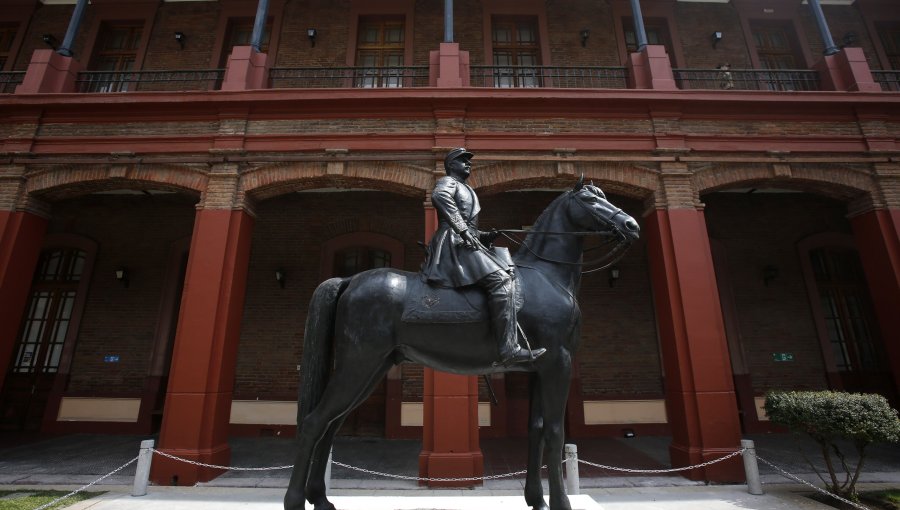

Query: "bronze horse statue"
left=285, top=178, right=640, bottom=510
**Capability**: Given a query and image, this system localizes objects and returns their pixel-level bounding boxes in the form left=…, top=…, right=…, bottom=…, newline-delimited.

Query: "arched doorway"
left=322, top=232, right=405, bottom=436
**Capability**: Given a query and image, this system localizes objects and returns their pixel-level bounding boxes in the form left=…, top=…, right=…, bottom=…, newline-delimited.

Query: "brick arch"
left=242, top=161, right=433, bottom=201
left=470, top=160, right=656, bottom=200
left=25, top=163, right=207, bottom=201
left=694, top=163, right=876, bottom=202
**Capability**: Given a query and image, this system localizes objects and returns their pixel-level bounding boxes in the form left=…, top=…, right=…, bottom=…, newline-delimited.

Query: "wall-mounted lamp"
left=275, top=268, right=286, bottom=289
left=623, top=428, right=635, bottom=438
left=763, top=265, right=778, bottom=287
left=608, top=266, right=620, bottom=288
left=307, top=28, right=317, bottom=48
left=174, top=31, right=185, bottom=50
left=41, top=34, right=58, bottom=49
left=712, top=31, right=723, bottom=49
left=580, top=29, right=590, bottom=48
left=841, top=32, right=857, bottom=48
left=115, top=267, right=129, bottom=288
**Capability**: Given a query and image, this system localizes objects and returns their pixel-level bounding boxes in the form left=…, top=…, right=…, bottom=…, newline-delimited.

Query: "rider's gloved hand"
left=479, top=229, right=500, bottom=246
left=460, top=229, right=479, bottom=250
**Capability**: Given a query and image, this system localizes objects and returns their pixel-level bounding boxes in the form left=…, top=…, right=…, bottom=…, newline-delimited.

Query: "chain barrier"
left=755, top=455, right=871, bottom=510
left=577, top=448, right=746, bottom=474
left=330, top=460, right=556, bottom=482
left=151, top=448, right=293, bottom=471
left=33, top=456, right=138, bottom=510
left=149, top=444, right=872, bottom=510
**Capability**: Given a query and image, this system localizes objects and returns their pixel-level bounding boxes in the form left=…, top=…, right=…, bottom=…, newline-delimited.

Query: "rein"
left=499, top=229, right=632, bottom=275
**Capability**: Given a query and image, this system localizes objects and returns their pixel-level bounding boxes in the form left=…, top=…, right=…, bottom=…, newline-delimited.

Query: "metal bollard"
left=132, top=439, right=155, bottom=497
left=564, top=443, right=580, bottom=495
left=741, top=439, right=763, bottom=495
left=324, top=447, right=333, bottom=492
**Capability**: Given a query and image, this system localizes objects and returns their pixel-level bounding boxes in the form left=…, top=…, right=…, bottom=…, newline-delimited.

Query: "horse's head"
left=568, top=176, right=640, bottom=241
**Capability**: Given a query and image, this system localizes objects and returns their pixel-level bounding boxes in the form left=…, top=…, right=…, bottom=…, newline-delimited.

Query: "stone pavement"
left=18, top=484, right=889, bottom=510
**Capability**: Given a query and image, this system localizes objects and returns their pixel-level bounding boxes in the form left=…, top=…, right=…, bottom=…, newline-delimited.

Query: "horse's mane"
left=521, top=190, right=572, bottom=248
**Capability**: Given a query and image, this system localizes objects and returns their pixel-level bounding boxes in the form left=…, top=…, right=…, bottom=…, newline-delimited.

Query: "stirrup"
left=497, top=346, right=546, bottom=366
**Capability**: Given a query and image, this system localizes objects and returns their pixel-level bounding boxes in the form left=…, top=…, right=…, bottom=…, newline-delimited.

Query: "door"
left=810, top=248, right=897, bottom=404
left=0, top=249, right=87, bottom=432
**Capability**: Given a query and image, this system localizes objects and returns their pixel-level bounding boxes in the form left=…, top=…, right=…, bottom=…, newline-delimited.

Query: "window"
left=334, top=248, right=392, bottom=277
left=491, top=16, right=541, bottom=88
left=810, top=249, right=880, bottom=374
left=876, top=22, right=900, bottom=69
left=355, top=16, right=405, bottom=88
left=220, top=17, right=271, bottom=67
left=88, top=22, right=143, bottom=92
left=622, top=17, right=674, bottom=64
left=0, top=24, right=17, bottom=70
left=750, top=21, right=803, bottom=70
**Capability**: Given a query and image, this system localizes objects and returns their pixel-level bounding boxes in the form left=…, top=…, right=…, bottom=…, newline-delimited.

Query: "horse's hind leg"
left=524, top=374, right=548, bottom=510
left=300, top=357, right=394, bottom=510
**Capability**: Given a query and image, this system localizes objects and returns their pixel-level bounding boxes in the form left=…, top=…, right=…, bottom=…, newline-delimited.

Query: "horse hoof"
left=531, top=503, right=549, bottom=510
left=313, top=501, right=336, bottom=510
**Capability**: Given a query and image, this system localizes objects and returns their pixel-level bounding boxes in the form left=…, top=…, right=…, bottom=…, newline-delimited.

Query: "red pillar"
left=0, top=211, right=48, bottom=392
left=850, top=209, right=900, bottom=395
left=644, top=209, right=743, bottom=482
left=418, top=200, right=484, bottom=487
left=151, top=209, right=254, bottom=486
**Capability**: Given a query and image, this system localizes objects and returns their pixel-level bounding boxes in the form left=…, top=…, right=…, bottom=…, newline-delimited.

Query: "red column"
left=151, top=209, right=254, bottom=486
left=418, top=200, right=484, bottom=487
left=850, top=209, right=900, bottom=395
left=0, top=211, right=48, bottom=392
left=644, top=209, right=743, bottom=482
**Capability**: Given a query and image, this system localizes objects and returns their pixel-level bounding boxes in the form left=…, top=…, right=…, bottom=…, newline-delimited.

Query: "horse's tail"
left=298, top=277, right=349, bottom=430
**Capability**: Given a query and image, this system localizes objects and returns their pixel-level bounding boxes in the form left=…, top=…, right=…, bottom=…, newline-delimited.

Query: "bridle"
left=498, top=191, right=635, bottom=275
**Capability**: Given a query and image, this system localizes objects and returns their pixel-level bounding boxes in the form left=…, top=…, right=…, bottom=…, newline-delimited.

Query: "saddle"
left=402, top=266, right=524, bottom=324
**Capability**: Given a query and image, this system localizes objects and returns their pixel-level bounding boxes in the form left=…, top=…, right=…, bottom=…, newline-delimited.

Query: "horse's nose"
left=624, top=218, right=640, bottom=232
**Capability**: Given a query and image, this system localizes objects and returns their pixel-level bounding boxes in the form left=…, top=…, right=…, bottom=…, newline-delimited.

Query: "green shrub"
left=764, top=390, right=900, bottom=502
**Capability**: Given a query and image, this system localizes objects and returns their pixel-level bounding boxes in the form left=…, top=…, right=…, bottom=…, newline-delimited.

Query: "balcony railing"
left=673, top=68, right=821, bottom=91
left=470, top=66, right=628, bottom=89
left=872, top=70, right=900, bottom=92
left=1, top=71, right=25, bottom=93
left=269, top=66, right=430, bottom=89
left=76, top=69, right=224, bottom=93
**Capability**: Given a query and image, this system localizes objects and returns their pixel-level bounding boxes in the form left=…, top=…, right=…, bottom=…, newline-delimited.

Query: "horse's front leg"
left=540, top=361, right=573, bottom=510
left=524, top=374, right=548, bottom=510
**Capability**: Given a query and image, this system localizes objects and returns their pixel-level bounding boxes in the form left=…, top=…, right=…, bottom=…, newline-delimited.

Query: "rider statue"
left=422, top=148, right=546, bottom=366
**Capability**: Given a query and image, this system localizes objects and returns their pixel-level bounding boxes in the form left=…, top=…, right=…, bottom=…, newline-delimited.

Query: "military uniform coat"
left=422, top=176, right=509, bottom=287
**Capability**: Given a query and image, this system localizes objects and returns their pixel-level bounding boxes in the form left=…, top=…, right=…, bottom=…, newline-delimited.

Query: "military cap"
left=444, top=148, right=474, bottom=167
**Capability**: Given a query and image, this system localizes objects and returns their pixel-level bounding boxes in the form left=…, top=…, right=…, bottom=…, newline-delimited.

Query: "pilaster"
left=644, top=175, right=743, bottom=481
left=151, top=165, right=254, bottom=485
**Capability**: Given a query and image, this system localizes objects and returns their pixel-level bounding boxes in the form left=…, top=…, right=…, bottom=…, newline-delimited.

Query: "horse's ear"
left=573, top=174, right=584, bottom=192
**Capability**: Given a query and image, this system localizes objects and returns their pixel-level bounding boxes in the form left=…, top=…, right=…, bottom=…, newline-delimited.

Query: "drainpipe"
left=628, top=0, right=649, bottom=51
left=807, top=0, right=840, bottom=56
left=56, top=0, right=88, bottom=57
left=444, top=0, right=454, bottom=43
left=250, top=0, right=269, bottom=53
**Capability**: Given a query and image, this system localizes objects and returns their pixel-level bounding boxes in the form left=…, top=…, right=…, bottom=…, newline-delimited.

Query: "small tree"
left=764, top=391, right=900, bottom=502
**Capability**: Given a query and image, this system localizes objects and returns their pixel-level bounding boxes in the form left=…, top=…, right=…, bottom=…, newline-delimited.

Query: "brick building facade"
left=1, top=0, right=898, bottom=486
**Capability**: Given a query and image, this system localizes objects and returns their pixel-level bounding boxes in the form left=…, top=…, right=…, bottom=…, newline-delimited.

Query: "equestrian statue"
left=285, top=149, right=641, bottom=510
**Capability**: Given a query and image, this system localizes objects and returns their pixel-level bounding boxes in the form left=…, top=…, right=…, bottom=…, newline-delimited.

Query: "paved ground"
left=1, top=433, right=897, bottom=509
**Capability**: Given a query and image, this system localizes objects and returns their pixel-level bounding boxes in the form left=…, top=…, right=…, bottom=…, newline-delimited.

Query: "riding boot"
left=479, top=271, right=546, bottom=366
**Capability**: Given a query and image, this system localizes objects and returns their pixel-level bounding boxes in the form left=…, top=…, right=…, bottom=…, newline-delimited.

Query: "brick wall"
left=674, top=3, right=751, bottom=69
left=704, top=192, right=850, bottom=393
left=47, top=193, right=197, bottom=394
